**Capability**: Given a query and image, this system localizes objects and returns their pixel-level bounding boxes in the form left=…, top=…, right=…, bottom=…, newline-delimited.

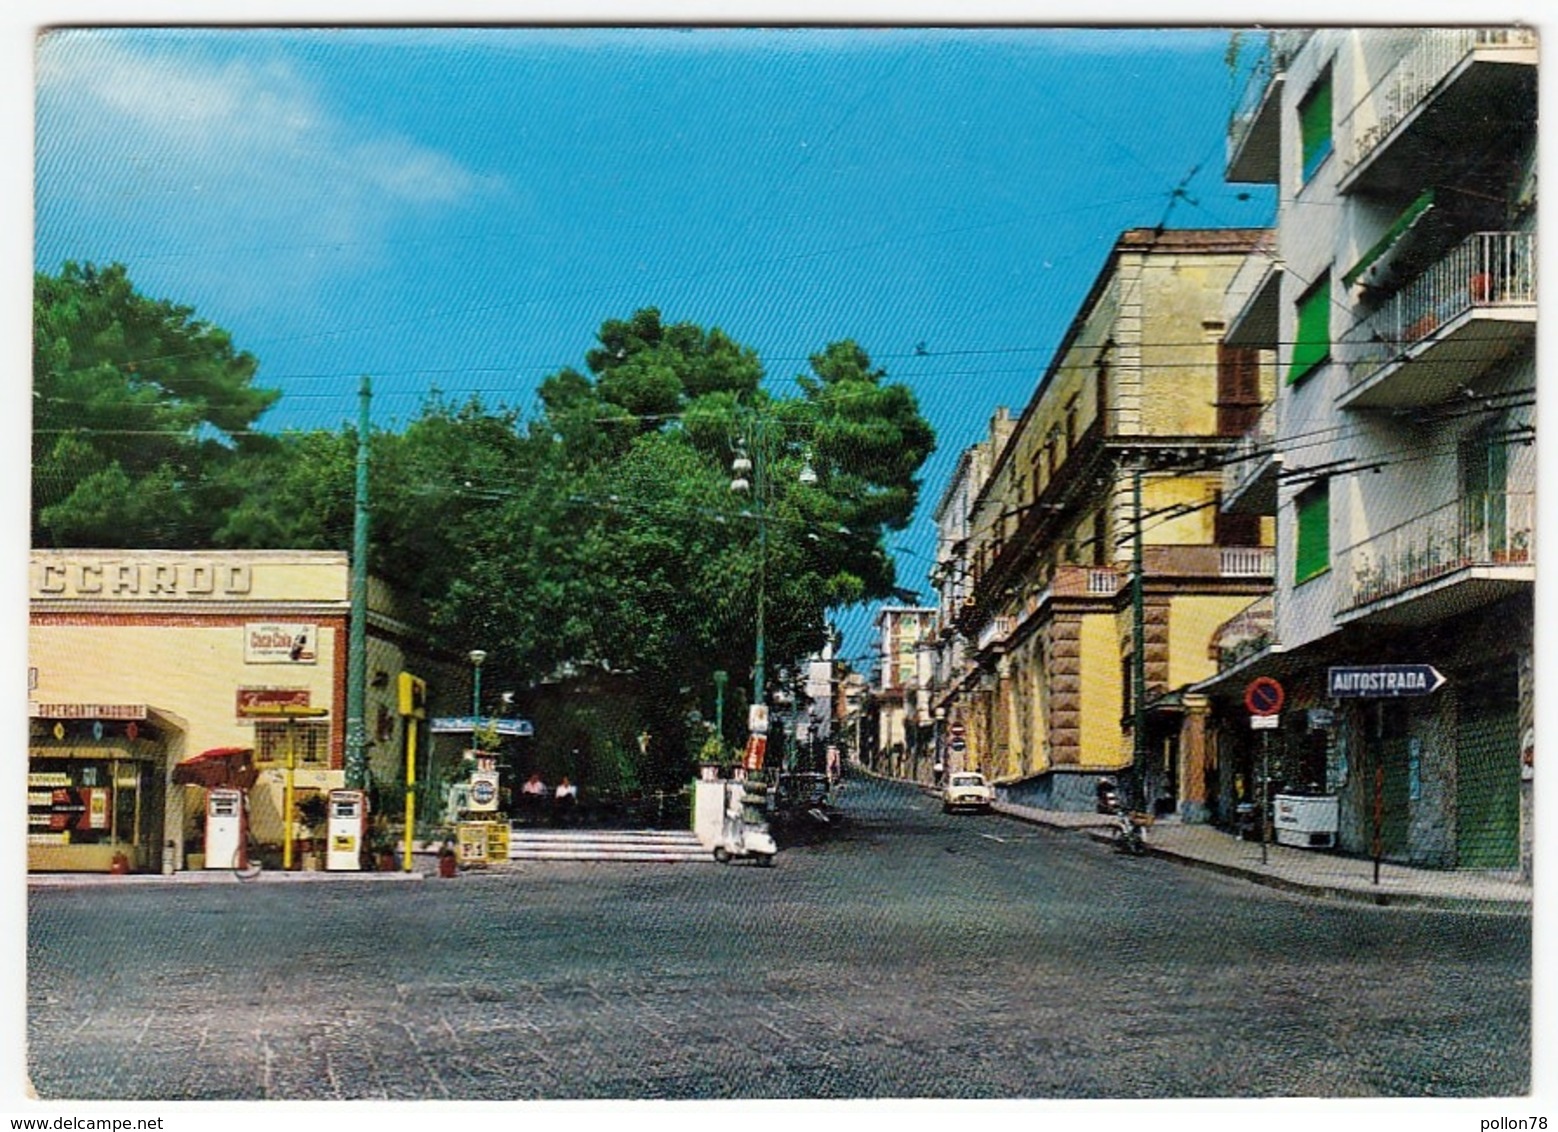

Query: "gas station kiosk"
left=326, top=789, right=366, bottom=871
left=205, top=788, right=247, bottom=870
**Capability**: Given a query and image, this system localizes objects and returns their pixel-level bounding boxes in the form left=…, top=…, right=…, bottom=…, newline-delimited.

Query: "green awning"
left=1343, top=188, right=1436, bottom=288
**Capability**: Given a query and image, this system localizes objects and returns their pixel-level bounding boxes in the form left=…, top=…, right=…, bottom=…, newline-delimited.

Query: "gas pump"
left=326, top=789, right=367, bottom=871
left=205, top=788, right=247, bottom=870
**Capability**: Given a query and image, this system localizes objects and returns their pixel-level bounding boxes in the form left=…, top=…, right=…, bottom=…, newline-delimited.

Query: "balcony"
left=976, top=615, right=1016, bottom=654
left=1339, top=231, right=1535, bottom=410
left=1338, top=28, right=1537, bottom=196
left=1338, top=491, right=1533, bottom=626
left=1227, top=29, right=1311, bottom=184
left=1221, top=400, right=1280, bottom=515
left=1211, top=593, right=1275, bottom=673
left=1140, top=544, right=1275, bottom=579
left=1223, top=244, right=1282, bottom=349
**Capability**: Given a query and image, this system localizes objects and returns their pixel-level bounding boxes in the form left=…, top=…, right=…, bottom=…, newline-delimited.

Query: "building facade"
left=948, top=227, right=1277, bottom=817
left=871, top=606, right=939, bottom=781
left=1206, top=27, right=1536, bottom=872
left=931, top=410, right=1012, bottom=775
left=28, top=549, right=472, bottom=872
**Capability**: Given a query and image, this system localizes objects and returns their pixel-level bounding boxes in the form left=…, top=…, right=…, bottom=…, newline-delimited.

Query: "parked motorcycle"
left=1095, top=777, right=1147, bottom=857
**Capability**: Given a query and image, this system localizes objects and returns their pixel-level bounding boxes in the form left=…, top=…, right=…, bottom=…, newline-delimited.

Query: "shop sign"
left=34, top=558, right=253, bottom=600
left=245, top=623, right=318, bottom=664
left=236, top=687, right=312, bottom=718
left=30, top=703, right=148, bottom=721
left=468, top=771, right=500, bottom=812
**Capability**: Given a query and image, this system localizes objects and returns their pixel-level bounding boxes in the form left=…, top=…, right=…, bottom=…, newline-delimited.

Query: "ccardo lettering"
left=32, top=560, right=253, bottom=600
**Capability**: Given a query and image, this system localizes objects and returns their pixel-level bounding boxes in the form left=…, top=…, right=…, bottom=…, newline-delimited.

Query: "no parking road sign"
left=1244, top=676, right=1285, bottom=717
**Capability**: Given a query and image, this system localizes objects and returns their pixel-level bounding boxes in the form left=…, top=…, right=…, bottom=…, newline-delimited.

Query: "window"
left=1294, top=481, right=1331, bottom=584
left=1217, top=342, right=1262, bottom=435
left=1289, top=277, right=1331, bottom=385
left=1299, top=72, right=1333, bottom=183
left=256, top=720, right=332, bottom=767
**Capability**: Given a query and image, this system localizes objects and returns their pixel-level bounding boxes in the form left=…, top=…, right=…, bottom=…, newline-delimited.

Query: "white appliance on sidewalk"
left=1273, top=794, right=1339, bottom=848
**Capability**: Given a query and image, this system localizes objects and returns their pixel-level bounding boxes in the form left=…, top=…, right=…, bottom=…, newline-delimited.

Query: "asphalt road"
left=25, top=773, right=1531, bottom=1100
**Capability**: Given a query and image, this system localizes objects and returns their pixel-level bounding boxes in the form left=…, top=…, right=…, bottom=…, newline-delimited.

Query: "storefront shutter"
left=1458, top=696, right=1520, bottom=869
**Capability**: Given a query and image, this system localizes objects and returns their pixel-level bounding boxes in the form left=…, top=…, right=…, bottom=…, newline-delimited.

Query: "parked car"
left=773, top=772, right=830, bottom=812
left=941, top=771, right=994, bottom=814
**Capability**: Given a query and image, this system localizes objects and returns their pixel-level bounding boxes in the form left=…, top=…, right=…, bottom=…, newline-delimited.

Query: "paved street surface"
left=26, top=775, right=1530, bottom=1100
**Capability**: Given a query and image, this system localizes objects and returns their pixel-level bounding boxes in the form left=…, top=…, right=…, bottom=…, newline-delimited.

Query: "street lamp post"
left=469, top=649, right=487, bottom=719
left=731, top=417, right=817, bottom=778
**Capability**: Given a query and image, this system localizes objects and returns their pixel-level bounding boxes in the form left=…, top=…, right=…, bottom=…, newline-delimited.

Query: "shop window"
left=255, top=720, right=331, bottom=767
left=1289, top=275, right=1331, bottom=385
left=1294, top=480, right=1331, bottom=584
left=1299, top=71, right=1333, bottom=183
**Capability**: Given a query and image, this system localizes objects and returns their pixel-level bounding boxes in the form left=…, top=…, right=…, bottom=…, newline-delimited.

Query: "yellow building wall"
left=1167, top=594, right=1259, bottom=691
left=1139, top=474, right=1220, bottom=547
left=30, top=623, right=341, bottom=753
left=30, top=620, right=345, bottom=846
left=1078, top=613, right=1127, bottom=770
left=1139, top=255, right=1240, bottom=437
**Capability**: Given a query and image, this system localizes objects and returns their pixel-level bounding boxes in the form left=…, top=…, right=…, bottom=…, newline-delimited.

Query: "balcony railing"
left=1342, top=231, right=1536, bottom=389
left=1212, top=593, right=1275, bottom=672
left=1138, top=544, right=1275, bottom=578
left=1340, top=491, right=1533, bottom=611
left=976, top=615, right=1015, bottom=653
left=1227, top=30, right=1312, bottom=180
left=1220, top=546, right=1277, bottom=577
left=1340, top=28, right=1538, bottom=178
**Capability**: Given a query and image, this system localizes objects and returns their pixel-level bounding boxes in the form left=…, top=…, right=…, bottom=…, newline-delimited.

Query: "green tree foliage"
left=33, top=281, right=936, bottom=786
left=33, top=262, right=280, bottom=547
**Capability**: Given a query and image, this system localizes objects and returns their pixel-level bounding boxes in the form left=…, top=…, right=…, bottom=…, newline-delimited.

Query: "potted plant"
left=697, top=732, right=729, bottom=781
left=295, top=793, right=328, bottom=870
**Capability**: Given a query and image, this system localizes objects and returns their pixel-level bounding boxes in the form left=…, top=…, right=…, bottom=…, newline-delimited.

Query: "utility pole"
left=754, top=413, right=767, bottom=712
left=345, top=376, right=371, bottom=790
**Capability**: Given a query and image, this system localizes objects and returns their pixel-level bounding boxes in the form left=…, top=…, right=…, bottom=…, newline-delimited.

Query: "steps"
left=505, top=828, right=710, bottom=863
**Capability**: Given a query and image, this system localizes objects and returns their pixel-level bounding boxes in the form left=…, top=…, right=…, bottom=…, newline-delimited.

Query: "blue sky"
left=32, top=23, right=1279, bottom=665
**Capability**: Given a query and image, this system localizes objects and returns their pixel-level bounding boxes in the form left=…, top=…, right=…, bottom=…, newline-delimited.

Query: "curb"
left=1038, top=814, right=1531, bottom=915
left=28, top=869, right=431, bottom=888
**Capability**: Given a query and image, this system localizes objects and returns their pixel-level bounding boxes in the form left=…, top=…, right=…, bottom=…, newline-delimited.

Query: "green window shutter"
left=1294, top=482, right=1331, bottom=584
left=1288, top=278, right=1330, bottom=384
left=1300, top=74, right=1333, bottom=182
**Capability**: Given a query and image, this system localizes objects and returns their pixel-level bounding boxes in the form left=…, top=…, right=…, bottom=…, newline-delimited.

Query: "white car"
left=942, top=771, right=995, bottom=814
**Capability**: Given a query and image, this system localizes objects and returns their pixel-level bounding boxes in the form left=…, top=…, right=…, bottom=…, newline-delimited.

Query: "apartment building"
left=872, top=605, right=939, bottom=780
left=930, top=409, right=1012, bottom=774
left=949, top=227, right=1277, bottom=817
left=1206, top=27, right=1536, bottom=872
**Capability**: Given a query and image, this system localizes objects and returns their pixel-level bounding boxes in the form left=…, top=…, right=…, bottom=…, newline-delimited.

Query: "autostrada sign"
left=1327, top=665, right=1447, bottom=698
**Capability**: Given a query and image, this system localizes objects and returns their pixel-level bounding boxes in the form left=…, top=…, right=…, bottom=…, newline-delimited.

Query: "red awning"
left=171, top=747, right=258, bottom=790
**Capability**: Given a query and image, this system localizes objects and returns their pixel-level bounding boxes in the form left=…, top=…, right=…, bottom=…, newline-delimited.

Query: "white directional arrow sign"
left=1327, top=665, right=1447, bottom=698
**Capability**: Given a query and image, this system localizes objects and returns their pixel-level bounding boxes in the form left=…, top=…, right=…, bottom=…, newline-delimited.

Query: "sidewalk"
left=989, top=797, right=1532, bottom=914
left=27, top=863, right=434, bottom=887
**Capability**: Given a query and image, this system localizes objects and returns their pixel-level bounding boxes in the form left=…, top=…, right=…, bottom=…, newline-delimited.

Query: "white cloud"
left=34, top=32, right=499, bottom=288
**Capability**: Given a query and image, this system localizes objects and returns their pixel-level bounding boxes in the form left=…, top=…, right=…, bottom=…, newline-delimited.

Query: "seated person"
left=553, top=776, right=579, bottom=822
left=518, top=772, right=547, bottom=820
